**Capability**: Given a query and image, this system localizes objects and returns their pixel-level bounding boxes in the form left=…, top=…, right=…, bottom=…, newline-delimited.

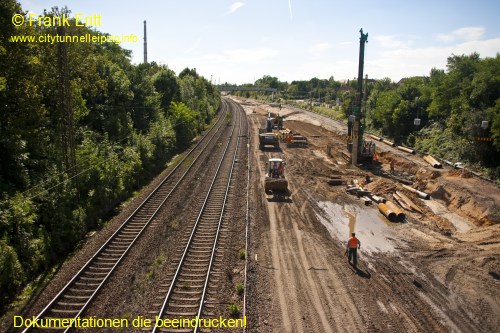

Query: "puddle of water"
left=316, top=201, right=395, bottom=253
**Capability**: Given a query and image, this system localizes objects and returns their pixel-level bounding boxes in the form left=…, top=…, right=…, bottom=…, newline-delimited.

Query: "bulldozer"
left=264, top=158, right=289, bottom=199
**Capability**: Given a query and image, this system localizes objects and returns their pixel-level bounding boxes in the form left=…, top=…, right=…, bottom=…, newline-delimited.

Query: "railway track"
left=22, top=101, right=234, bottom=333
left=152, top=98, right=245, bottom=332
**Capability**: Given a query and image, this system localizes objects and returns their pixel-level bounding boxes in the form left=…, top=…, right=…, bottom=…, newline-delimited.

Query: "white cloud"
left=368, top=37, right=500, bottom=81
left=227, top=2, right=245, bottom=14
left=373, top=35, right=410, bottom=49
left=436, top=26, right=485, bottom=43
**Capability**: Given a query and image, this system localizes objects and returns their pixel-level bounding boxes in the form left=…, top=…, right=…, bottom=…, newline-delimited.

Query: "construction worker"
left=346, top=232, right=361, bottom=268
left=390, top=160, right=395, bottom=175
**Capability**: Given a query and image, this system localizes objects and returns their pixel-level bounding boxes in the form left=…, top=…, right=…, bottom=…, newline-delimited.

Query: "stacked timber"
left=287, top=134, right=308, bottom=148
left=394, top=191, right=423, bottom=214
left=392, top=193, right=411, bottom=210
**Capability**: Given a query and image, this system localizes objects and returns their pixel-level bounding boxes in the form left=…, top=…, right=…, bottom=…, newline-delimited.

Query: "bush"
left=239, top=249, right=246, bottom=260
left=236, top=283, right=244, bottom=296
left=0, top=241, right=26, bottom=303
left=228, top=303, right=240, bottom=317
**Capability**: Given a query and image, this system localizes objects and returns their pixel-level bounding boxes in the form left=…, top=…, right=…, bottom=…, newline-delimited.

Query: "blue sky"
left=19, top=0, right=500, bottom=84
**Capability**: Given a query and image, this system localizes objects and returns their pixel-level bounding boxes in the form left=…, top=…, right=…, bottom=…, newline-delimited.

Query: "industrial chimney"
left=143, top=20, right=147, bottom=63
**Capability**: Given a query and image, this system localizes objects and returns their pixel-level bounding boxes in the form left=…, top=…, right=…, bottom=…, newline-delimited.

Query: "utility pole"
left=143, top=20, right=147, bottom=63
left=57, top=25, right=78, bottom=190
left=349, top=28, right=368, bottom=166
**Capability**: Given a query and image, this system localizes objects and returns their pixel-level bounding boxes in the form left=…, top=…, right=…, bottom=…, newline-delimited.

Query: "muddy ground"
left=239, top=96, right=500, bottom=333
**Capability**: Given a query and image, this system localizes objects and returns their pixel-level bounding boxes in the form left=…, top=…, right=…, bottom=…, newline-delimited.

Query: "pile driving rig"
left=347, top=29, right=376, bottom=164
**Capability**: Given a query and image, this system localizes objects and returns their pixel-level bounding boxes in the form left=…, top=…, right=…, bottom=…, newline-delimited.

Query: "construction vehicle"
left=286, top=132, right=308, bottom=148
left=259, top=131, right=279, bottom=149
left=273, top=113, right=284, bottom=130
left=347, top=29, right=376, bottom=164
left=259, top=114, right=280, bottom=149
left=264, top=158, right=289, bottom=199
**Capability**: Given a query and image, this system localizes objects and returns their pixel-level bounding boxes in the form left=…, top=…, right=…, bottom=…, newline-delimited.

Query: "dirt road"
left=242, top=97, right=499, bottom=332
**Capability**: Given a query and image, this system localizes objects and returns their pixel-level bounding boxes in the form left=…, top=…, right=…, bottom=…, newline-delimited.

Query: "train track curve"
left=22, top=101, right=236, bottom=333
left=151, top=98, right=246, bottom=332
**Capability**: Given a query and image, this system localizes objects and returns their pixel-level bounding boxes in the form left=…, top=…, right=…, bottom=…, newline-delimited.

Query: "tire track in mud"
left=280, top=128, right=479, bottom=333
left=252, top=122, right=364, bottom=332
left=284, top=152, right=365, bottom=333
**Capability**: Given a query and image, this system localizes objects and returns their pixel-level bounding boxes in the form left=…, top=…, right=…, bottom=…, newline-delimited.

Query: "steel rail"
left=193, top=99, right=243, bottom=333
left=152, top=99, right=242, bottom=333
left=23, top=103, right=229, bottom=333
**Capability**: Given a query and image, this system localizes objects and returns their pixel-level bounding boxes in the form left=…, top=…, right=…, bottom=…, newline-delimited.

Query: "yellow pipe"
left=385, top=200, right=406, bottom=221
left=378, top=203, right=396, bottom=221
left=397, top=145, right=415, bottom=154
left=382, top=138, right=396, bottom=147
left=423, top=155, right=442, bottom=168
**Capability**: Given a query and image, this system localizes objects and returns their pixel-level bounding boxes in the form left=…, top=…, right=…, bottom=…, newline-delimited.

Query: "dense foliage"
left=0, top=1, right=219, bottom=309
left=365, top=54, right=500, bottom=175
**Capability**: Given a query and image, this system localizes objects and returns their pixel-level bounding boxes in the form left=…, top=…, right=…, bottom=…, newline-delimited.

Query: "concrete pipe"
left=402, top=185, right=430, bottom=200
left=382, top=138, right=396, bottom=147
left=370, top=134, right=383, bottom=141
left=378, top=203, right=396, bottom=221
left=423, top=155, right=442, bottom=168
left=397, top=145, right=415, bottom=154
left=385, top=200, right=406, bottom=221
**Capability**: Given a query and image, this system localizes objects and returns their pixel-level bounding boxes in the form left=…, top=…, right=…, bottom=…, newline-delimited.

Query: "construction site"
left=3, top=6, right=498, bottom=330
left=241, top=95, right=499, bottom=332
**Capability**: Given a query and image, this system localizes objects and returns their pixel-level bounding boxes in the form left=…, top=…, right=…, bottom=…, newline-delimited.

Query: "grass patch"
left=239, top=249, right=246, bottom=260
left=180, top=155, right=194, bottom=169
left=228, top=303, right=240, bottom=317
left=312, top=105, right=347, bottom=122
left=170, top=219, right=179, bottom=230
left=236, top=283, right=244, bottom=296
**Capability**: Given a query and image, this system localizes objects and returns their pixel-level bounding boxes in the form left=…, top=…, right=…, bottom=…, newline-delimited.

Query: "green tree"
left=154, top=68, right=180, bottom=112
left=168, top=102, right=197, bottom=148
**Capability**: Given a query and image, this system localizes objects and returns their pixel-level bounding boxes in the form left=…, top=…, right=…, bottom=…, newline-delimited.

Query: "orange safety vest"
left=348, top=237, right=359, bottom=249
